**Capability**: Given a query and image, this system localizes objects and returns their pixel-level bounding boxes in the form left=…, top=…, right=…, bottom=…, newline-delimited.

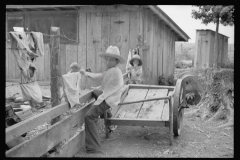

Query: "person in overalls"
left=127, top=54, right=143, bottom=84
left=80, top=46, right=126, bottom=153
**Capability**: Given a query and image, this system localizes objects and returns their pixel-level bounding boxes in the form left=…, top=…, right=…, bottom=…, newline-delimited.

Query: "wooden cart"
left=104, top=78, right=188, bottom=145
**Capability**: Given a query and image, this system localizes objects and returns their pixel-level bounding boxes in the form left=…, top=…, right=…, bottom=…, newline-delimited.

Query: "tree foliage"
left=191, top=5, right=234, bottom=26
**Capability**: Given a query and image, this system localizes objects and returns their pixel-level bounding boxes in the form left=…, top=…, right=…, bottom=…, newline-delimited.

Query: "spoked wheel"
left=173, top=79, right=186, bottom=136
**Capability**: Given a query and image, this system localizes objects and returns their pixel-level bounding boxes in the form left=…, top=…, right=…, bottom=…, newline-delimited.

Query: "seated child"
left=127, top=54, right=143, bottom=84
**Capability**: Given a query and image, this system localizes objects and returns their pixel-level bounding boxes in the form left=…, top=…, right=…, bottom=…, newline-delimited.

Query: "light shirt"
left=89, top=65, right=125, bottom=109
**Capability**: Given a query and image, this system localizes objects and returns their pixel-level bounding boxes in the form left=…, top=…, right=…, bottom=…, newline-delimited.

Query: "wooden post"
left=50, top=27, right=61, bottom=125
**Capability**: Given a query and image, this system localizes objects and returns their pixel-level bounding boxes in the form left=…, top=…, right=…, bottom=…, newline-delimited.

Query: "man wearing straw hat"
left=80, top=46, right=126, bottom=153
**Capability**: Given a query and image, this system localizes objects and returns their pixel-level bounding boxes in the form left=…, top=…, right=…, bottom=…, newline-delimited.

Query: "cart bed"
left=114, top=88, right=172, bottom=121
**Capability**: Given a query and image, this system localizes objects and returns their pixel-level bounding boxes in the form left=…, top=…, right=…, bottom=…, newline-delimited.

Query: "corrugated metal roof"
left=6, top=5, right=190, bottom=41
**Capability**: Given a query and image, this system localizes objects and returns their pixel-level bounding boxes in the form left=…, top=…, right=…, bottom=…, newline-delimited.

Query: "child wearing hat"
left=127, top=54, right=143, bottom=84
left=80, top=46, right=127, bottom=153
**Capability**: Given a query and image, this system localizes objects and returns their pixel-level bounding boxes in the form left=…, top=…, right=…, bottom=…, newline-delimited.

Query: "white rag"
left=94, top=65, right=126, bottom=109
left=62, top=72, right=82, bottom=108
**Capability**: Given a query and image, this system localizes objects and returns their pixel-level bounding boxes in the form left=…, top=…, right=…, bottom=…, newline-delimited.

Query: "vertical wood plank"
left=152, top=15, right=158, bottom=85
left=194, top=31, right=199, bottom=68
left=148, top=11, right=154, bottom=85
left=142, top=8, right=149, bottom=84
left=118, top=11, right=130, bottom=73
left=9, top=48, right=16, bottom=79
left=86, top=12, right=99, bottom=88
left=78, top=12, right=87, bottom=90
left=223, top=37, right=228, bottom=65
left=157, top=20, right=162, bottom=80
left=50, top=27, right=61, bottom=107
left=162, top=23, right=168, bottom=79
left=161, top=90, right=174, bottom=121
left=168, top=31, right=173, bottom=78
left=94, top=12, right=102, bottom=74
left=59, top=44, right=66, bottom=76
left=65, top=44, right=72, bottom=73
left=209, top=31, right=215, bottom=67
left=129, top=11, right=140, bottom=56
left=44, top=43, right=50, bottom=81
left=101, top=12, right=111, bottom=72
left=6, top=42, right=9, bottom=79
left=109, top=12, right=120, bottom=47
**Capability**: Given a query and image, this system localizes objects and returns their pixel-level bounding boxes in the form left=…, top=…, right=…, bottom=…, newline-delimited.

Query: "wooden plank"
left=161, top=90, right=174, bottom=121
left=77, top=5, right=141, bottom=13
left=8, top=48, right=15, bottom=79
left=129, top=84, right=175, bottom=90
left=137, top=89, right=168, bottom=119
left=52, top=129, right=85, bottom=157
left=94, top=12, right=102, bottom=77
left=65, top=44, right=72, bottom=73
left=101, top=12, right=110, bottom=72
left=118, top=11, right=130, bottom=72
left=148, top=11, right=154, bottom=85
left=114, top=88, right=148, bottom=119
left=129, top=11, right=139, bottom=50
left=107, top=118, right=168, bottom=127
left=109, top=12, right=120, bottom=47
left=157, top=20, right=163, bottom=79
left=152, top=15, right=158, bottom=85
left=170, top=31, right=175, bottom=78
left=44, top=43, right=50, bottom=80
left=50, top=27, right=61, bottom=107
left=78, top=12, right=87, bottom=90
left=6, top=102, right=69, bottom=143
left=59, top=44, right=66, bottom=76
left=6, top=100, right=94, bottom=157
left=141, top=8, right=149, bottom=84
left=202, top=34, right=208, bottom=69
left=194, top=31, right=199, bottom=68
left=86, top=12, right=98, bottom=88
left=162, top=23, right=168, bottom=80
left=6, top=42, right=9, bottom=79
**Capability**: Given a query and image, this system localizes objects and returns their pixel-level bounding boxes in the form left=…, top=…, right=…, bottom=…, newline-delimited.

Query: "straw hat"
left=99, top=46, right=125, bottom=64
left=130, top=54, right=142, bottom=66
left=70, top=62, right=81, bottom=71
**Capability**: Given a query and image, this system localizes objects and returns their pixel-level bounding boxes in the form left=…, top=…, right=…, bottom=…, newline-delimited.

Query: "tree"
left=191, top=5, right=234, bottom=68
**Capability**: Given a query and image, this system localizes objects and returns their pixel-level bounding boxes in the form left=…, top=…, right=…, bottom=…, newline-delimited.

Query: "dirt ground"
left=5, top=82, right=234, bottom=158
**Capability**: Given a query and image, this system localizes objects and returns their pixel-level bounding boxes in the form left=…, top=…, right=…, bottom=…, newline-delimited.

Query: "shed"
left=194, top=29, right=228, bottom=69
left=6, top=5, right=190, bottom=87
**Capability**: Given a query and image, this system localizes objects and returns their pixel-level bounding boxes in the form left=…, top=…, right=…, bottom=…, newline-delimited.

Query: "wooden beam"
left=6, top=100, right=94, bottom=157
left=50, top=27, right=61, bottom=125
left=106, top=118, right=168, bottom=127
left=6, top=102, right=69, bottom=143
left=118, top=96, right=170, bottom=106
left=129, top=84, right=175, bottom=90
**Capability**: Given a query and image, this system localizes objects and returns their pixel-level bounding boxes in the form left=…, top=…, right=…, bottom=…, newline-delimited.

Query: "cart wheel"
left=173, top=79, right=186, bottom=136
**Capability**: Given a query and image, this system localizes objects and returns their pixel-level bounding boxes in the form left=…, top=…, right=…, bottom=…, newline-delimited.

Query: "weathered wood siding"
left=194, top=29, right=228, bottom=69
left=6, top=5, right=178, bottom=86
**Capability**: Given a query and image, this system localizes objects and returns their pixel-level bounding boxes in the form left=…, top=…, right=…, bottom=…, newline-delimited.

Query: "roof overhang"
left=148, top=5, right=190, bottom=42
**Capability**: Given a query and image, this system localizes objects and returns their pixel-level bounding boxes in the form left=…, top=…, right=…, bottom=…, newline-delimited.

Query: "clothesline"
left=7, top=31, right=77, bottom=42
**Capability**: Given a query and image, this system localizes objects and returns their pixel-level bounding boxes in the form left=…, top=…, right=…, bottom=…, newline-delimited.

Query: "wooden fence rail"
left=6, top=73, right=129, bottom=157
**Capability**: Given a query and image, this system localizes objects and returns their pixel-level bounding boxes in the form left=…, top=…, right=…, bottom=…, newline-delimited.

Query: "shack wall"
left=6, top=5, right=178, bottom=86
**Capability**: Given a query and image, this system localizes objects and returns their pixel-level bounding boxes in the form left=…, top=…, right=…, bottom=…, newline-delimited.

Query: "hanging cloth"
left=30, top=32, right=45, bottom=57
left=62, top=72, right=82, bottom=108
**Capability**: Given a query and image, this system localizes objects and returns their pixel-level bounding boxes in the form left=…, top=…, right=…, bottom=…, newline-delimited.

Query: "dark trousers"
left=85, top=89, right=110, bottom=150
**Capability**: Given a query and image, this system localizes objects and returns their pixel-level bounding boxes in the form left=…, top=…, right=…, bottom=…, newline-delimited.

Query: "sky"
left=158, top=5, right=235, bottom=44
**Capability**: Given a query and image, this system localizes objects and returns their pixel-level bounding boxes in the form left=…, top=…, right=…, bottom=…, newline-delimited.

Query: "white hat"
left=130, top=54, right=143, bottom=66
left=99, top=46, right=125, bottom=64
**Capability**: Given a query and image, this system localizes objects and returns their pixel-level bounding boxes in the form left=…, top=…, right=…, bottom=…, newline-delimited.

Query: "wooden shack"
left=6, top=5, right=190, bottom=87
left=194, top=29, right=228, bottom=69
